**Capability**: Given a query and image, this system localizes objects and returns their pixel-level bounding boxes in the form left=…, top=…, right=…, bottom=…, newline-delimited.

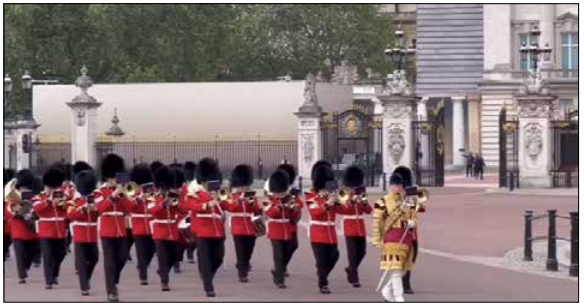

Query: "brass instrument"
left=187, top=179, right=203, bottom=196
left=218, top=187, right=231, bottom=201
left=121, top=182, right=139, bottom=198
left=5, top=179, right=36, bottom=230
left=4, top=179, right=22, bottom=210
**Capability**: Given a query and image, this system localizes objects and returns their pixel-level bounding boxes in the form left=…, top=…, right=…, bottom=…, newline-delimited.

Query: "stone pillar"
left=378, top=95, right=417, bottom=178
left=467, top=94, right=482, bottom=154
left=66, top=66, right=102, bottom=166
left=516, top=93, right=556, bottom=188
left=539, top=4, right=556, bottom=68
left=295, top=73, right=324, bottom=180
left=417, top=97, right=429, bottom=167
left=452, top=97, right=466, bottom=168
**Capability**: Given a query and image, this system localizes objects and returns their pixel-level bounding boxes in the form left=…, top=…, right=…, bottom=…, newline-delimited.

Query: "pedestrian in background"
left=474, top=155, right=485, bottom=180
left=464, top=152, right=474, bottom=178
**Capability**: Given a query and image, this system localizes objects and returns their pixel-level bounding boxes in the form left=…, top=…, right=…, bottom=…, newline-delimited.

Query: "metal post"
left=523, top=210, right=533, bottom=261
left=569, top=212, right=578, bottom=277
left=509, top=171, right=515, bottom=191
left=382, top=173, right=387, bottom=192
left=546, top=209, right=559, bottom=271
left=298, top=176, right=303, bottom=193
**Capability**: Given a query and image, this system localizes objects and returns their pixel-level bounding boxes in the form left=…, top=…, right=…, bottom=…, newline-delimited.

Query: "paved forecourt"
left=4, top=187, right=578, bottom=302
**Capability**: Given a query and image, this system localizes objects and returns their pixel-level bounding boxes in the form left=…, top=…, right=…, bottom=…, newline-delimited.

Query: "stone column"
left=417, top=97, right=429, bottom=167
left=295, top=73, right=324, bottom=180
left=467, top=94, right=482, bottom=154
left=377, top=94, right=417, bottom=178
left=66, top=66, right=102, bottom=166
left=516, top=93, right=556, bottom=188
left=452, top=97, right=466, bottom=168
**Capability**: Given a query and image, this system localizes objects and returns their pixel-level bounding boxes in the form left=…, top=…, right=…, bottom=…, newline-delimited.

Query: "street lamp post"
left=384, top=25, right=416, bottom=80
left=21, top=71, right=33, bottom=121
left=520, top=25, right=552, bottom=74
left=4, top=74, right=12, bottom=121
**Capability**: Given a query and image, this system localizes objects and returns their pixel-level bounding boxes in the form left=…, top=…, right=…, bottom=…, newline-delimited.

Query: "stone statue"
left=381, top=70, right=412, bottom=97
left=303, top=73, right=318, bottom=106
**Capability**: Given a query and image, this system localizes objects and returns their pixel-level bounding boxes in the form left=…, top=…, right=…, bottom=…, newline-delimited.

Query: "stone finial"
left=75, top=65, right=93, bottom=93
left=105, top=108, right=125, bottom=137
left=380, top=70, right=413, bottom=97
left=296, top=73, right=323, bottom=114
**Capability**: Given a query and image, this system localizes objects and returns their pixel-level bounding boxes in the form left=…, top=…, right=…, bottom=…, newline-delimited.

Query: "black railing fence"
left=524, top=210, right=578, bottom=277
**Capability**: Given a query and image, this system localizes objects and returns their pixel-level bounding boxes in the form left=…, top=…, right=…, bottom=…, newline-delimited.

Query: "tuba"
left=4, top=179, right=21, bottom=209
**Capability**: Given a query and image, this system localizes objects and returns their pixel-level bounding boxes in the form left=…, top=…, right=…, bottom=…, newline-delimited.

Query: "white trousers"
left=381, top=271, right=405, bottom=302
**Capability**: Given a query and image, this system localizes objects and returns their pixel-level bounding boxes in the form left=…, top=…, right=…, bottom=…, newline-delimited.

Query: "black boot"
left=403, top=271, right=414, bottom=294
left=319, top=286, right=331, bottom=294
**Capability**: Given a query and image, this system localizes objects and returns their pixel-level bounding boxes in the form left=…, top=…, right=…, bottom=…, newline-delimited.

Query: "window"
left=520, top=34, right=538, bottom=71
left=562, top=33, right=578, bottom=70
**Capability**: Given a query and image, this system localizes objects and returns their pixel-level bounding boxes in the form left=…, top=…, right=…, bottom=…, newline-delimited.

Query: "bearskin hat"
left=15, top=169, right=36, bottom=190
left=43, top=167, right=66, bottom=188
left=311, top=160, right=332, bottom=182
left=269, top=170, right=290, bottom=193
left=392, top=166, right=413, bottom=187
left=50, top=162, right=71, bottom=182
left=4, top=168, right=15, bottom=186
left=155, top=166, right=185, bottom=190
left=150, top=161, right=164, bottom=174
left=167, top=167, right=186, bottom=189
left=230, top=164, right=254, bottom=188
left=196, top=158, right=221, bottom=183
left=183, top=161, right=197, bottom=182
left=32, top=175, right=43, bottom=195
left=343, top=165, right=365, bottom=188
left=154, top=166, right=170, bottom=190
left=73, top=161, right=93, bottom=175
left=312, top=164, right=336, bottom=191
left=278, top=163, right=297, bottom=184
left=100, top=154, right=125, bottom=179
left=389, top=173, right=404, bottom=186
left=169, top=163, right=183, bottom=169
left=130, top=163, right=154, bottom=185
left=75, top=170, right=98, bottom=196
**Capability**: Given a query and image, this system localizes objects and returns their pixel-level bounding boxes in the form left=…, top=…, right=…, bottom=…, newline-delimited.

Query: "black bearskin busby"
left=43, top=167, right=66, bottom=188
left=15, top=169, right=36, bottom=190
left=4, top=168, right=15, bottom=186
left=230, top=164, right=254, bottom=188
left=392, top=166, right=413, bottom=187
left=196, top=158, right=221, bottom=183
left=150, top=161, right=164, bottom=174
left=269, top=170, right=290, bottom=193
left=343, top=165, right=365, bottom=188
left=100, top=153, right=125, bottom=179
left=277, top=163, right=297, bottom=184
left=155, top=166, right=185, bottom=190
left=73, top=161, right=93, bottom=175
left=75, top=170, right=98, bottom=196
left=130, top=164, right=154, bottom=186
left=32, top=175, right=43, bottom=195
left=389, top=173, right=404, bottom=186
left=310, top=160, right=332, bottom=182
left=312, top=164, right=335, bottom=191
left=184, top=161, right=197, bottom=182
left=50, top=162, right=71, bottom=182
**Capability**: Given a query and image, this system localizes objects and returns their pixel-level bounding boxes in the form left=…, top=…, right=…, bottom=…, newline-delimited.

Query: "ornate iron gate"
left=550, top=111, right=578, bottom=188
left=499, top=107, right=520, bottom=188
left=321, top=109, right=383, bottom=186
left=412, top=100, right=445, bottom=187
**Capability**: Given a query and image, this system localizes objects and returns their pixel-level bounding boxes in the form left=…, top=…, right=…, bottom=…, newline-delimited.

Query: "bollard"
left=546, top=209, right=559, bottom=271
left=382, top=173, right=387, bottom=192
left=523, top=210, right=533, bottom=261
left=298, top=176, right=303, bottom=193
left=509, top=171, right=515, bottom=192
left=569, top=212, right=578, bottom=277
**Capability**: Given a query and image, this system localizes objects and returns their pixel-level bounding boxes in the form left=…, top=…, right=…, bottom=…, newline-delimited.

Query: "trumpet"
left=337, top=188, right=351, bottom=205
left=218, top=187, right=231, bottom=201
left=120, top=182, right=139, bottom=198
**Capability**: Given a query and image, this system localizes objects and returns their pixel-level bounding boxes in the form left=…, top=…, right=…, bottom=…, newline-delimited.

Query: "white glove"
left=407, top=220, right=416, bottom=229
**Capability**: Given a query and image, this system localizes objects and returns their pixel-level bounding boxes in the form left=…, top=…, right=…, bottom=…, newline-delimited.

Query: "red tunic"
left=183, top=191, right=228, bottom=239
left=289, top=196, right=304, bottom=233
left=225, top=192, right=262, bottom=236
left=96, top=185, right=130, bottom=238
left=305, top=190, right=340, bottom=244
left=265, top=196, right=295, bottom=241
left=147, top=194, right=180, bottom=241
left=6, top=200, right=37, bottom=241
left=4, top=200, right=12, bottom=236
left=67, top=195, right=99, bottom=243
left=32, top=192, right=68, bottom=239
left=337, top=196, right=372, bottom=237
left=125, top=191, right=154, bottom=236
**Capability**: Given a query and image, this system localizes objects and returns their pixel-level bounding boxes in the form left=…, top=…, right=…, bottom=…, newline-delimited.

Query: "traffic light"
left=21, top=134, right=31, bottom=153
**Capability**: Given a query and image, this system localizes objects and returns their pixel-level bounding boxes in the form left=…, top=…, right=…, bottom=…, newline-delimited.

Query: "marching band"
left=4, top=153, right=428, bottom=302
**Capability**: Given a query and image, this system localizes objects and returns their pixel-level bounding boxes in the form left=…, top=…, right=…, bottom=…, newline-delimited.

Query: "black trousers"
left=134, top=235, right=156, bottom=281
left=4, top=234, right=12, bottom=261
left=101, top=237, right=128, bottom=295
left=196, top=237, right=225, bottom=292
left=465, top=165, right=473, bottom=177
left=12, top=239, right=39, bottom=280
left=233, top=235, right=256, bottom=278
left=345, top=236, right=367, bottom=284
left=155, top=240, right=178, bottom=285
left=270, top=239, right=293, bottom=284
left=283, top=232, right=298, bottom=271
left=125, top=229, right=134, bottom=259
left=74, top=242, right=99, bottom=291
left=40, top=238, right=67, bottom=285
left=311, top=242, right=339, bottom=288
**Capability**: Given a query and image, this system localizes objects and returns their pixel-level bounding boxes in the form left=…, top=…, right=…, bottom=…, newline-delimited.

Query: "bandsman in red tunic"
left=148, top=165, right=185, bottom=292
left=32, top=167, right=69, bottom=290
left=305, top=161, right=341, bottom=294
left=125, top=163, right=157, bottom=285
left=6, top=169, right=41, bottom=283
left=67, top=169, right=100, bottom=296
left=178, top=161, right=197, bottom=264
left=96, top=153, right=131, bottom=302
left=182, top=158, right=228, bottom=297
left=276, top=163, right=303, bottom=278
left=337, top=165, right=372, bottom=288
left=4, top=168, right=15, bottom=262
left=264, top=169, right=296, bottom=289
left=225, top=164, right=261, bottom=283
